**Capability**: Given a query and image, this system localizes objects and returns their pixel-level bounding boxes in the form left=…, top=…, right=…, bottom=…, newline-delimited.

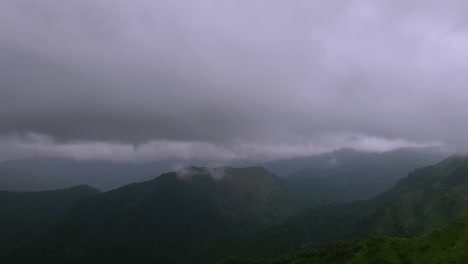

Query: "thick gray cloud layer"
left=1, top=0, right=467, bottom=161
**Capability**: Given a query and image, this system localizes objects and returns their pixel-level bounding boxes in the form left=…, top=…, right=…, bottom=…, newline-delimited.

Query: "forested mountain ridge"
left=3, top=155, right=468, bottom=264
left=0, top=166, right=299, bottom=264
left=203, top=155, right=468, bottom=261
left=224, top=211, right=468, bottom=264
left=355, top=155, right=468, bottom=237
left=0, top=185, right=100, bottom=258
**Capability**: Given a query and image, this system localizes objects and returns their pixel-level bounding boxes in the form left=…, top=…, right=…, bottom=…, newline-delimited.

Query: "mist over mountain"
left=2, top=1, right=468, bottom=263
left=3, top=152, right=468, bottom=263
left=0, top=147, right=445, bottom=193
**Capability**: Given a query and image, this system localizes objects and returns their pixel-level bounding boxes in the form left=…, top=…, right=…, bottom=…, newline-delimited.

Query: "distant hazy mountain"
left=281, top=147, right=446, bottom=205
left=262, top=147, right=446, bottom=177
left=0, top=147, right=445, bottom=194
left=0, top=166, right=300, bottom=264
left=0, top=158, right=190, bottom=191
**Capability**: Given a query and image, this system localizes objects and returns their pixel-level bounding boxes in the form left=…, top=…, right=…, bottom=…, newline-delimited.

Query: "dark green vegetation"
left=0, top=166, right=299, bottom=264
left=216, top=155, right=468, bottom=262
left=193, top=202, right=370, bottom=262
left=224, top=211, right=468, bottom=264
left=354, top=155, right=468, bottom=238
left=3, top=153, right=468, bottom=264
left=0, top=185, right=100, bottom=248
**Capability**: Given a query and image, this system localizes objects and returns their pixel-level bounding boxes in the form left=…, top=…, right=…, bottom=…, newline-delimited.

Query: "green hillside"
left=358, top=155, right=468, bottom=237
left=225, top=211, right=468, bottom=264
left=0, top=185, right=100, bottom=256
left=0, top=185, right=99, bottom=233
left=204, top=155, right=468, bottom=261
left=0, top=166, right=299, bottom=264
left=3, top=156, right=468, bottom=264
left=193, top=202, right=369, bottom=262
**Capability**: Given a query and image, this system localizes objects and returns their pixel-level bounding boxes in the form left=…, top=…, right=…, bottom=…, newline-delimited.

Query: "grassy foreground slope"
left=225, top=211, right=468, bottom=264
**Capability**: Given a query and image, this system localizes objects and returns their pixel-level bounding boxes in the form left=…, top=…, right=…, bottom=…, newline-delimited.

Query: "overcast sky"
left=1, top=0, right=467, bottom=162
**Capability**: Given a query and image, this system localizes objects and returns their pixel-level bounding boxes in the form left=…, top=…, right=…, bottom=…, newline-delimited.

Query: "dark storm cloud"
left=1, top=0, right=467, bottom=161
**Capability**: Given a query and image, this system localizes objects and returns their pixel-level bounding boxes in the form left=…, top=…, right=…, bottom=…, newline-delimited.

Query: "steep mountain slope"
left=204, top=155, right=468, bottom=261
left=0, top=166, right=299, bottom=264
left=355, top=155, right=468, bottom=237
left=226, top=212, right=468, bottom=264
left=193, top=201, right=369, bottom=262
left=285, top=155, right=468, bottom=242
left=283, top=148, right=445, bottom=205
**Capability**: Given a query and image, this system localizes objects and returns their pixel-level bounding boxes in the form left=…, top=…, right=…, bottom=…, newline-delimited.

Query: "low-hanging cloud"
left=0, top=132, right=438, bottom=163
left=1, top=0, right=467, bottom=161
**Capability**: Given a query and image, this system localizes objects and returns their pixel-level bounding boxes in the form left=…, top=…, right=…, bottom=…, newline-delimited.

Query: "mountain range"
left=0, top=166, right=299, bottom=264
left=0, top=147, right=444, bottom=197
left=217, top=155, right=468, bottom=263
left=3, top=150, right=468, bottom=263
